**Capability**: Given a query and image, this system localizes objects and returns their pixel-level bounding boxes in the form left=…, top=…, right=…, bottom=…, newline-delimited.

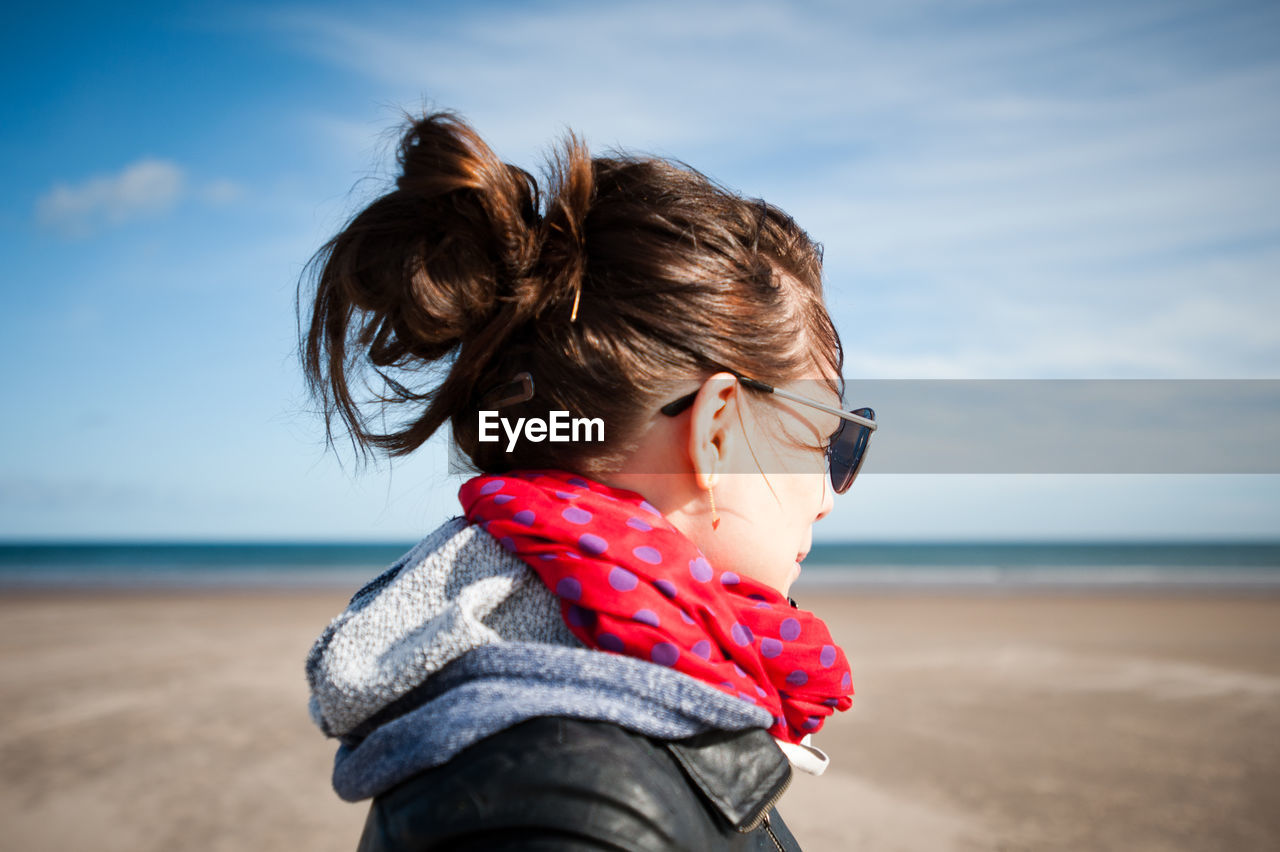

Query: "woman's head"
left=299, top=109, right=845, bottom=596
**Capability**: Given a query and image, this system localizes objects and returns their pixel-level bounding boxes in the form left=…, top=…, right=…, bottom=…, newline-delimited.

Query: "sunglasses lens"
left=827, top=408, right=874, bottom=494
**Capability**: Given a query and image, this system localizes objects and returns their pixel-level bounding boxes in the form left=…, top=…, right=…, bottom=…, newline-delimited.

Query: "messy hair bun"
left=298, top=108, right=841, bottom=472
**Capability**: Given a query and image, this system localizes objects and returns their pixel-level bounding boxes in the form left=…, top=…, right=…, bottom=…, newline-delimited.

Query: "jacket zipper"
left=762, top=813, right=785, bottom=851
left=739, top=767, right=792, bottom=833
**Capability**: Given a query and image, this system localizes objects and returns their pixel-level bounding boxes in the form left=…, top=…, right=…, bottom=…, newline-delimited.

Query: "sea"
left=1, top=540, right=1278, bottom=592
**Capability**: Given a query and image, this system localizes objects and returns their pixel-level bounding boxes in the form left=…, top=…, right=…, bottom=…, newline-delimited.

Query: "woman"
left=301, top=109, right=876, bottom=851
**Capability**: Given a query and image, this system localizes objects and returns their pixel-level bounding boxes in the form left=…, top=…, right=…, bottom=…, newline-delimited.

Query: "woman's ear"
left=687, top=373, right=740, bottom=490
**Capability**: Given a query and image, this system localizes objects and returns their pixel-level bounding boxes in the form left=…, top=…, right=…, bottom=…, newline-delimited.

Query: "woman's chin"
left=774, top=562, right=801, bottom=598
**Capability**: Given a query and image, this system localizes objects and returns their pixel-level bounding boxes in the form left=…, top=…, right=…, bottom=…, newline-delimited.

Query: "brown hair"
left=297, top=108, right=843, bottom=474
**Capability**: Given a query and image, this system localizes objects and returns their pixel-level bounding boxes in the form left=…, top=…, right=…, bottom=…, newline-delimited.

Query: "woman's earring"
left=708, top=487, right=720, bottom=530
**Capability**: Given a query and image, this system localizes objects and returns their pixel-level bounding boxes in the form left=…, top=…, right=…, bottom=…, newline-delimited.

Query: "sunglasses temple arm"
left=765, top=385, right=878, bottom=430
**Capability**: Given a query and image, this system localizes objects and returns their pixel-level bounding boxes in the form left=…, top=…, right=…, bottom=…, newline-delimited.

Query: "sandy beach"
left=1, top=588, right=1277, bottom=851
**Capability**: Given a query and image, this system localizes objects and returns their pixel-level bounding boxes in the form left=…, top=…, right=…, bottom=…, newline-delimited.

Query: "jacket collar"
left=664, top=726, right=793, bottom=833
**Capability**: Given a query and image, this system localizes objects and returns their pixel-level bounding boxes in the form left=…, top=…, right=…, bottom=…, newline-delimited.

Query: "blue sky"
left=2, top=0, right=1278, bottom=542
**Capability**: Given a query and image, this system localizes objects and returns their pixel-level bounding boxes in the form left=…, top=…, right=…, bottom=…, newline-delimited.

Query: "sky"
left=1, top=0, right=1277, bottom=542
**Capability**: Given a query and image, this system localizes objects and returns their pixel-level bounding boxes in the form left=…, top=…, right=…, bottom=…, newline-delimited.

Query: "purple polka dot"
left=780, top=618, right=801, bottom=641
left=568, top=476, right=589, bottom=487
left=493, top=494, right=515, bottom=505
left=632, top=608, right=660, bottom=627
left=561, top=506, right=592, bottom=524
left=680, top=610, right=696, bottom=625
left=774, top=715, right=786, bottom=728
left=731, top=624, right=753, bottom=647
left=720, top=680, right=735, bottom=689
left=538, top=553, right=557, bottom=560
left=688, top=557, right=713, bottom=582
left=608, top=566, right=638, bottom=591
left=555, top=490, right=576, bottom=500
left=748, top=593, right=768, bottom=601
left=479, top=480, right=505, bottom=495
left=822, top=697, right=840, bottom=707
left=732, top=661, right=748, bottom=677
left=778, top=690, right=790, bottom=699
left=736, top=691, right=757, bottom=703
left=567, top=604, right=590, bottom=627
left=564, top=550, right=581, bottom=559
left=512, top=510, right=536, bottom=526
left=841, top=671, right=852, bottom=690
left=650, top=642, right=679, bottom=666
left=579, top=534, right=608, bottom=555
left=760, top=637, right=783, bottom=658
left=499, top=536, right=516, bottom=552
left=755, top=685, right=767, bottom=697
left=633, top=546, right=662, bottom=565
left=786, top=669, right=809, bottom=687
left=691, top=639, right=712, bottom=659
left=802, top=716, right=821, bottom=730
left=626, top=517, right=652, bottom=532
left=597, top=632, right=624, bottom=652
left=639, top=500, right=662, bottom=517
left=755, top=601, right=771, bottom=609
left=556, top=577, right=582, bottom=600
left=819, top=645, right=837, bottom=667
left=655, top=579, right=677, bottom=598
left=720, top=571, right=740, bottom=585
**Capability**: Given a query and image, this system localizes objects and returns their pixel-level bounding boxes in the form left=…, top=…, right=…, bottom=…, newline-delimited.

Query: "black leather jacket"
left=356, top=716, right=802, bottom=851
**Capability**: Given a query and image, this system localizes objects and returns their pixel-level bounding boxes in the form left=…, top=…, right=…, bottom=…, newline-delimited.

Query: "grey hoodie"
left=305, top=516, right=788, bottom=802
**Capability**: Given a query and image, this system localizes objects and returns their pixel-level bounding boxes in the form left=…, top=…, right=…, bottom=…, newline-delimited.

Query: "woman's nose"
left=815, top=476, right=834, bottom=522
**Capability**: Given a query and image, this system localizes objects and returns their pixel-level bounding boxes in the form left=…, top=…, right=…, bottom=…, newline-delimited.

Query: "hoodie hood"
left=305, top=516, right=781, bottom=801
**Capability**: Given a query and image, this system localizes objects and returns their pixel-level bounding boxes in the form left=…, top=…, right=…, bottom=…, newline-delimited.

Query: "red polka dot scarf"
left=459, top=469, right=854, bottom=744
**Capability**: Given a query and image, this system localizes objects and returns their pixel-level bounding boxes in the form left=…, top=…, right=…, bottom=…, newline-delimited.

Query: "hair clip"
left=481, top=371, right=535, bottom=409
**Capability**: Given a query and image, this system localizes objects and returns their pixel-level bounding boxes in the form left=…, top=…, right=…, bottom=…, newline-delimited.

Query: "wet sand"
left=1, top=589, right=1277, bottom=851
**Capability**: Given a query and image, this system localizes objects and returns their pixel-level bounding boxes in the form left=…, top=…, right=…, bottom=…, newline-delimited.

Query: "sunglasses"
left=659, top=372, right=877, bottom=494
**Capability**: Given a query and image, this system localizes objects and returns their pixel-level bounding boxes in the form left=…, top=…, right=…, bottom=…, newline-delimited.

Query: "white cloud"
left=34, top=160, right=249, bottom=237
left=200, top=178, right=247, bottom=205
left=36, top=158, right=186, bottom=237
